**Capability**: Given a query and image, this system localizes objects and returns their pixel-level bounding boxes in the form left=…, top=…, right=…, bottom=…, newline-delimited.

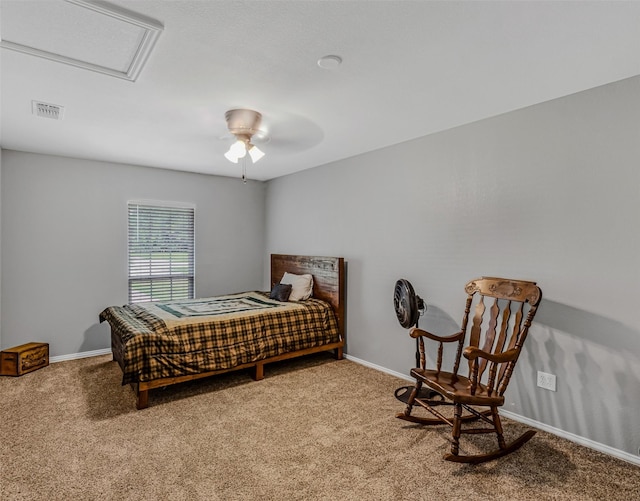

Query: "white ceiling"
left=2, top=0, right=640, bottom=181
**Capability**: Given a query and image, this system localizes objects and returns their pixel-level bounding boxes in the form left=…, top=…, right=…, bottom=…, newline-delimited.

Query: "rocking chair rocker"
left=396, top=277, right=542, bottom=464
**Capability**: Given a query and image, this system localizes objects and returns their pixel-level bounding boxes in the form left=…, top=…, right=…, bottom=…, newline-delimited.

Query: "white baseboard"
left=499, top=410, right=640, bottom=466
left=49, top=348, right=111, bottom=363
left=344, top=353, right=640, bottom=467
left=345, top=353, right=414, bottom=382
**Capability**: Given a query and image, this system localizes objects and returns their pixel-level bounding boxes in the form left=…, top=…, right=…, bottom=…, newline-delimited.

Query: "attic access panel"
left=0, top=0, right=162, bottom=81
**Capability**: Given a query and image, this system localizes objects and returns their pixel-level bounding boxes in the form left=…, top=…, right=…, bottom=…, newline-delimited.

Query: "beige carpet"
left=1, top=353, right=638, bottom=501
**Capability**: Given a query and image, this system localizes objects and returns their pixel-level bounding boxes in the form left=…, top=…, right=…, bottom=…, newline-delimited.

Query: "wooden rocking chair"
left=396, top=277, right=542, bottom=464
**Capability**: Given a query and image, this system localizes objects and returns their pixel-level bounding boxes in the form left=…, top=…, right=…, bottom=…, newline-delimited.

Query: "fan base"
left=394, top=385, right=442, bottom=404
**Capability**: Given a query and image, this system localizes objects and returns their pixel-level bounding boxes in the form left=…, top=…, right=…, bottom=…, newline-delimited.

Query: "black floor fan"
left=393, top=279, right=440, bottom=403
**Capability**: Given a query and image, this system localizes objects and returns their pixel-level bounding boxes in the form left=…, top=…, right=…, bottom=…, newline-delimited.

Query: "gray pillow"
left=270, top=283, right=292, bottom=302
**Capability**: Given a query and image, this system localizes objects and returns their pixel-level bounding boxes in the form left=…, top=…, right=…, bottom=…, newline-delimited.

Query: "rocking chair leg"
left=402, top=381, right=422, bottom=416
left=444, top=406, right=538, bottom=464
left=492, top=407, right=507, bottom=450
left=450, top=403, right=463, bottom=457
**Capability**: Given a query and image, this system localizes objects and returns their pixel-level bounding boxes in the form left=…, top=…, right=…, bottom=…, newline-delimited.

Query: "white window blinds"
left=128, top=202, right=195, bottom=303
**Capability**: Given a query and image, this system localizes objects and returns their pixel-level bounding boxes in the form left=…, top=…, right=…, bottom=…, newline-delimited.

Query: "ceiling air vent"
left=32, top=101, right=65, bottom=120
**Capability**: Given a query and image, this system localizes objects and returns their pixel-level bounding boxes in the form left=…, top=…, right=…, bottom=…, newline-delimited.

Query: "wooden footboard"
left=111, top=254, right=346, bottom=410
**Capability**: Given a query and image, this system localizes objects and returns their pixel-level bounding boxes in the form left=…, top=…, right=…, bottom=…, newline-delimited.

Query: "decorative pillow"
left=270, top=283, right=292, bottom=302
left=280, top=272, right=314, bottom=301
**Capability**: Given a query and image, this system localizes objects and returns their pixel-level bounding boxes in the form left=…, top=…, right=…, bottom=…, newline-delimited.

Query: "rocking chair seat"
left=410, top=368, right=505, bottom=407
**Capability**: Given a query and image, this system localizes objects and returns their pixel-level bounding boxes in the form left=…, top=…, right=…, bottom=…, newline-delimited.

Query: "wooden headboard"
left=271, top=254, right=346, bottom=340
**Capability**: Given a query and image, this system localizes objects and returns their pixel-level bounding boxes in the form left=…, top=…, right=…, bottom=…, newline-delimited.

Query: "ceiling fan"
left=221, top=109, right=270, bottom=182
left=216, top=108, right=324, bottom=181
left=223, top=109, right=267, bottom=164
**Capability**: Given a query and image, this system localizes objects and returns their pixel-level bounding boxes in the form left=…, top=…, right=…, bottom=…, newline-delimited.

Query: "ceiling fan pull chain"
left=242, top=156, right=247, bottom=183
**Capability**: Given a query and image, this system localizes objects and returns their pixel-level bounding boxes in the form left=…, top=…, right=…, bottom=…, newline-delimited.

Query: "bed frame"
left=111, top=254, right=346, bottom=409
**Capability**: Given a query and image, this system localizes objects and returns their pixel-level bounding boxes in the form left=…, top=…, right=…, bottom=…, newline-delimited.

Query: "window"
left=128, top=201, right=195, bottom=303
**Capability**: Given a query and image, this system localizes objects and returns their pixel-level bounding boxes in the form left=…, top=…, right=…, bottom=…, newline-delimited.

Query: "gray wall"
left=1, top=151, right=265, bottom=356
left=265, top=76, right=640, bottom=456
left=0, top=150, right=2, bottom=349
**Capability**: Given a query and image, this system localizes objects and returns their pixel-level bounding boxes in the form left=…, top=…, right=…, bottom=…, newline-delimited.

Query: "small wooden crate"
left=0, top=342, right=49, bottom=376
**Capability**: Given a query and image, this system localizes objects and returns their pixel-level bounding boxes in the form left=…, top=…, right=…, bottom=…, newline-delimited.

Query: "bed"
left=99, top=254, right=345, bottom=409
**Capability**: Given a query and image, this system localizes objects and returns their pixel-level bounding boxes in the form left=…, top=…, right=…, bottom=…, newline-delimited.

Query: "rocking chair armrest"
left=463, top=346, right=519, bottom=363
left=409, top=328, right=465, bottom=343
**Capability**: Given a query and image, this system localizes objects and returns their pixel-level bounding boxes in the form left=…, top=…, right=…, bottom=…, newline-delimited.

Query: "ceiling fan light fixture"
left=224, top=139, right=247, bottom=163
left=229, top=139, right=247, bottom=157
left=248, top=144, right=265, bottom=163
left=223, top=109, right=266, bottom=172
left=224, top=150, right=239, bottom=163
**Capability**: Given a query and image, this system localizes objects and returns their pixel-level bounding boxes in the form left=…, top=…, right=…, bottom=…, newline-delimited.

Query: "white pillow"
left=280, top=272, right=314, bottom=301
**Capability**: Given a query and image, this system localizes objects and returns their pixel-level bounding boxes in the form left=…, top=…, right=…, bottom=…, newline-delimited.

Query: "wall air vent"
left=32, top=101, right=65, bottom=120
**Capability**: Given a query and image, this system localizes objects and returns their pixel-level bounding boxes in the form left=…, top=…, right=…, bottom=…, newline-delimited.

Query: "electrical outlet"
left=537, top=371, right=557, bottom=391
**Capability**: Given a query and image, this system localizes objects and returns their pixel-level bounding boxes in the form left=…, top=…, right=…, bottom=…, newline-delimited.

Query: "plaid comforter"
left=99, top=292, right=340, bottom=385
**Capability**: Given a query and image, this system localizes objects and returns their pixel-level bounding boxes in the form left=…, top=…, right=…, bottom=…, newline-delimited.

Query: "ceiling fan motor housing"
left=225, top=109, right=263, bottom=137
